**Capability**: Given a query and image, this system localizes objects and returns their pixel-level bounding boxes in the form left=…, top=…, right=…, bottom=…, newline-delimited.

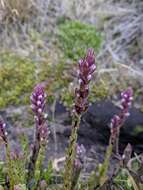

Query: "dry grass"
left=99, top=1, right=142, bottom=58
left=92, top=0, right=143, bottom=103
left=0, top=0, right=37, bottom=22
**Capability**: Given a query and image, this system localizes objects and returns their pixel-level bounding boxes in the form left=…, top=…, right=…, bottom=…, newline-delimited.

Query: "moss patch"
left=132, top=125, right=143, bottom=135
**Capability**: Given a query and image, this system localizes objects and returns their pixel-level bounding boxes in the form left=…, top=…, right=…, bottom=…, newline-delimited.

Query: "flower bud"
left=0, top=119, right=7, bottom=144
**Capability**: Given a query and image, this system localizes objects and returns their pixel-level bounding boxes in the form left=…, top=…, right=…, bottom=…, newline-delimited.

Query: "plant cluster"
left=0, top=49, right=143, bottom=190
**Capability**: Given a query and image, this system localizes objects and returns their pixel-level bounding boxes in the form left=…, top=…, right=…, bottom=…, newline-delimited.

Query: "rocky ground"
left=1, top=100, right=143, bottom=177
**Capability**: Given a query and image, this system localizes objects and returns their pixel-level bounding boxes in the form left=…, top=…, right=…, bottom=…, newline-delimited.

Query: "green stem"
left=34, top=145, right=46, bottom=190
left=87, top=142, right=113, bottom=189
left=51, top=98, right=58, bottom=185
left=99, top=143, right=113, bottom=186
left=6, top=144, right=14, bottom=190
left=27, top=129, right=40, bottom=189
left=115, top=127, right=120, bottom=156
left=71, top=168, right=81, bottom=190
left=63, top=114, right=81, bottom=190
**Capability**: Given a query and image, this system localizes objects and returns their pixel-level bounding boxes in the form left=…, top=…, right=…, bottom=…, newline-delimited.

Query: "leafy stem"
left=63, top=114, right=81, bottom=190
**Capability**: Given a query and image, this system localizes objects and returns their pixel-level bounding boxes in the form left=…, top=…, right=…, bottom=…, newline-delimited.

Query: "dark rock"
left=1, top=99, right=143, bottom=159
left=48, top=100, right=143, bottom=153
left=79, top=100, right=143, bottom=153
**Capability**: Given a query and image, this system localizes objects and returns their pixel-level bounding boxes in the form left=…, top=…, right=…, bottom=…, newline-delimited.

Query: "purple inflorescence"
left=31, top=84, right=46, bottom=126
left=0, top=119, right=8, bottom=144
left=31, top=84, right=49, bottom=143
left=110, top=87, right=133, bottom=143
left=38, top=123, right=50, bottom=144
left=74, top=49, right=96, bottom=115
left=74, top=144, right=86, bottom=170
left=120, top=87, right=133, bottom=116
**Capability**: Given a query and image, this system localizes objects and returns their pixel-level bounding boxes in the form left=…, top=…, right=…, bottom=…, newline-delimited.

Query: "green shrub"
left=57, top=20, right=102, bottom=60
left=0, top=53, right=36, bottom=108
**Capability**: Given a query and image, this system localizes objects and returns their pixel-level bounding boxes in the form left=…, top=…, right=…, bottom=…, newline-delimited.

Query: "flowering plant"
left=0, top=49, right=142, bottom=190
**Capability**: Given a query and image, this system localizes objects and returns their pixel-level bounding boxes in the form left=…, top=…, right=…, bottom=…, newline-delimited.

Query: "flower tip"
left=87, top=48, right=95, bottom=56
left=78, top=59, right=83, bottom=65
left=85, top=48, right=95, bottom=67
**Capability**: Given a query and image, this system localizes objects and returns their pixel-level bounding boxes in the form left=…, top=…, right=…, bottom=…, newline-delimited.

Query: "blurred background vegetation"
left=0, top=0, right=143, bottom=112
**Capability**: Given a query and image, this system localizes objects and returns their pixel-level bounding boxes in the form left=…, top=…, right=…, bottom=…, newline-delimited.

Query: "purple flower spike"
left=74, top=49, right=96, bottom=115
left=0, top=119, right=8, bottom=144
left=120, top=87, right=133, bottom=115
left=27, top=84, right=49, bottom=186
left=74, top=144, right=86, bottom=170
left=78, top=48, right=96, bottom=85
left=110, top=87, right=133, bottom=144
left=39, top=123, right=50, bottom=144
left=30, top=83, right=49, bottom=143
left=31, top=84, right=46, bottom=126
